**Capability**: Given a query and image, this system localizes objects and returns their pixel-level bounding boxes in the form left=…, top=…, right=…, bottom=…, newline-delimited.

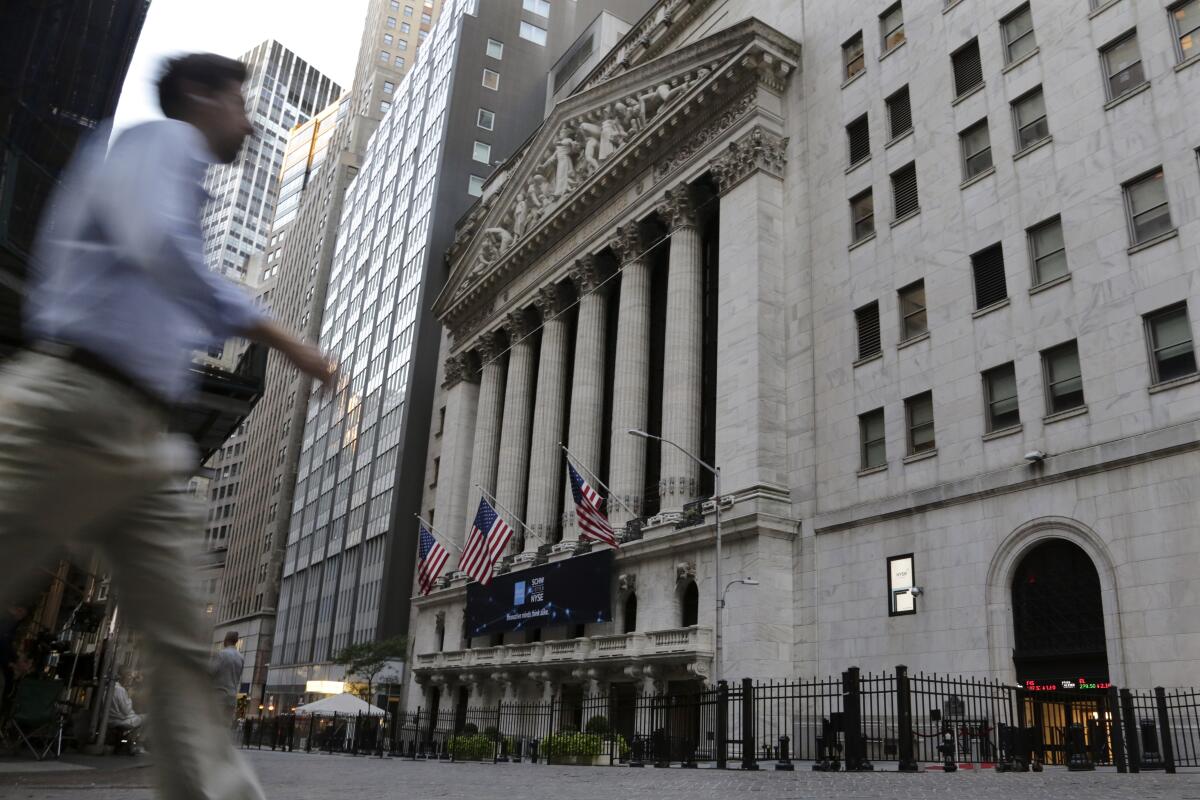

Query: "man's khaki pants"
left=0, top=352, right=265, bottom=800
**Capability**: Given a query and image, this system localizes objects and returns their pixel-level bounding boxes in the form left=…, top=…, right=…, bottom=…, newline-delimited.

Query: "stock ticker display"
left=466, top=550, right=613, bottom=637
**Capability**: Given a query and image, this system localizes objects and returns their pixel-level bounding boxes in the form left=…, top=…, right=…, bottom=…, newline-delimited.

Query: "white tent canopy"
left=294, top=693, right=386, bottom=717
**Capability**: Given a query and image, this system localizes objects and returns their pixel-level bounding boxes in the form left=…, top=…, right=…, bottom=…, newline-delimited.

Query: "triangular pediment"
left=434, top=18, right=800, bottom=324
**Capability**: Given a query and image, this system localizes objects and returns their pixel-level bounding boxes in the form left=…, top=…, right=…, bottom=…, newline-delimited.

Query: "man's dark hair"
left=157, top=53, right=247, bottom=120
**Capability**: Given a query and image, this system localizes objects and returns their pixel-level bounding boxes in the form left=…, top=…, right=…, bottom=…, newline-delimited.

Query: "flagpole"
left=413, top=514, right=462, bottom=553
left=474, top=484, right=537, bottom=543
left=558, top=443, right=637, bottom=517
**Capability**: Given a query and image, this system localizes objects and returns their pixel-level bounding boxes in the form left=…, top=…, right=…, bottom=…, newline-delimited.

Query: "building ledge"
left=960, top=166, right=996, bottom=190
left=903, top=449, right=938, bottom=464
left=857, top=464, right=888, bottom=478
left=982, top=423, right=1023, bottom=442
left=885, top=128, right=913, bottom=149
left=1001, top=47, right=1039, bottom=74
left=898, top=330, right=930, bottom=351
left=1088, top=0, right=1121, bottom=18
left=848, top=232, right=876, bottom=252
left=1175, top=53, right=1200, bottom=73
left=972, top=297, right=1010, bottom=319
left=1148, top=372, right=1200, bottom=395
left=842, top=70, right=866, bottom=90
left=1013, top=135, right=1053, bottom=162
left=879, top=40, right=906, bottom=63
left=853, top=351, right=883, bottom=368
left=1029, top=273, right=1071, bottom=296
left=891, top=208, right=920, bottom=228
left=1104, top=81, right=1150, bottom=111
left=1127, top=229, right=1179, bottom=255
left=1043, top=405, right=1088, bottom=425
left=845, top=156, right=870, bottom=175
left=952, top=83, right=985, bottom=107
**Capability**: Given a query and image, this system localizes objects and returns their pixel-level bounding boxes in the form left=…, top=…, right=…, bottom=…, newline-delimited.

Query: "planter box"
left=549, top=753, right=613, bottom=767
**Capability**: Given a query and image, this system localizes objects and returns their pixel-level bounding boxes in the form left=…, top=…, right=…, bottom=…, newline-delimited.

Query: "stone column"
left=562, top=256, right=608, bottom=542
left=710, top=126, right=790, bottom=496
left=494, top=313, right=537, bottom=554
left=434, top=353, right=480, bottom=550
left=607, top=223, right=650, bottom=529
left=525, top=286, right=570, bottom=549
left=465, top=334, right=506, bottom=556
left=655, top=185, right=703, bottom=512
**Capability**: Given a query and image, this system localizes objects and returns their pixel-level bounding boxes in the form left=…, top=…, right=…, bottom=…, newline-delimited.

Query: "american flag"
left=458, top=496, right=512, bottom=585
left=416, top=524, right=448, bottom=596
left=567, top=461, right=618, bottom=549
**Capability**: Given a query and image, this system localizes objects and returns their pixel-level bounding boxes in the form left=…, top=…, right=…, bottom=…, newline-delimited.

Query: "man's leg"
left=101, top=472, right=265, bottom=800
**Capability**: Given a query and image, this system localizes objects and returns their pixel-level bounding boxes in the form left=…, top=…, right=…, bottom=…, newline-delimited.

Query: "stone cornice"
left=711, top=126, right=789, bottom=195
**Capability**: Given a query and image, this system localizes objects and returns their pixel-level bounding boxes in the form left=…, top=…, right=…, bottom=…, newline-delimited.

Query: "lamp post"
left=627, top=429, right=725, bottom=682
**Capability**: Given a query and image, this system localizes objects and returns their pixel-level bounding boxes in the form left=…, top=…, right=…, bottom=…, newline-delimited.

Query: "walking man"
left=0, top=53, right=336, bottom=799
left=213, top=630, right=245, bottom=724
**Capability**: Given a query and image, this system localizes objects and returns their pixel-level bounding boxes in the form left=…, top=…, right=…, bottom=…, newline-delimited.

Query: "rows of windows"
left=857, top=303, right=1199, bottom=472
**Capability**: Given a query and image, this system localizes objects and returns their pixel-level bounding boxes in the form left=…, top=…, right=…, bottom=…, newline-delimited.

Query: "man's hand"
left=246, top=320, right=338, bottom=388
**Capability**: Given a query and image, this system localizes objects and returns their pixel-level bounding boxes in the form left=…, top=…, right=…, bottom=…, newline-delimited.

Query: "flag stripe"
left=416, top=525, right=449, bottom=596
left=567, top=460, right=618, bottom=549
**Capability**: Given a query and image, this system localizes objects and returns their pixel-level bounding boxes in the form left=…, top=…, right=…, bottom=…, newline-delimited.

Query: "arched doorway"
left=1011, top=538, right=1108, bottom=689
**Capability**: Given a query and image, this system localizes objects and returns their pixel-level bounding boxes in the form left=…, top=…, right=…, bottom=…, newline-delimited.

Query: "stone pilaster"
left=562, top=256, right=608, bottom=541
left=435, top=353, right=480, bottom=550
left=525, top=286, right=570, bottom=549
left=655, top=184, right=703, bottom=511
left=607, top=223, right=651, bottom=529
left=494, top=313, right=537, bottom=553
left=465, top=334, right=506, bottom=556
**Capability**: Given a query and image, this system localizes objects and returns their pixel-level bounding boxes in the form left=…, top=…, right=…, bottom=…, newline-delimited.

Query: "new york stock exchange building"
left=405, top=0, right=1200, bottom=718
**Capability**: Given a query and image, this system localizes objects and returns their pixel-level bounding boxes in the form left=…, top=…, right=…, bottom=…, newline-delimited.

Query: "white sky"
left=113, top=0, right=370, bottom=134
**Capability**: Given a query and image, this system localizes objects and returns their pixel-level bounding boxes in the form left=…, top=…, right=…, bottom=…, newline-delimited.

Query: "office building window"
left=1028, top=216, right=1067, bottom=285
left=1042, top=341, right=1085, bottom=414
left=384, top=33, right=393, bottom=45
left=850, top=189, right=875, bottom=243
left=1145, top=303, right=1197, bottom=384
left=960, top=119, right=993, bottom=180
left=395, top=55, right=406, bottom=68
left=952, top=38, right=983, bottom=97
left=881, top=3, right=905, bottom=53
left=523, top=0, right=550, bottom=15
left=472, top=141, right=492, bottom=164
left=477, top=108, right=495, bottom=130
left=860, top=408, right=886, bottom=470
left=1172, top=0, right=1200, bottom=62
left=379, top=50, right=390, bottom=62
left=1012, top=86, right=1049, bottom=151
left=984, top=362, right=1020, bottom=432
left=886, top=85, right=912, bottom=140
left=482, top=68, right=500, bottom=90
left=380, top=100, right=391, bottom=113
left=1102, top=31, right=1146, bottom=100
left=404, top=4, right=412, bottom=15
left=390, top=0, right=399, bottom=8
left=398, top=38, right=408, bottom=50
left=468, top=175, right=485, bottom=196
left=899, top=280, right=926, bottom=341
left=855, top=300, right=881, bottom=360
left=421, top=12, right=431, bottom=23
left=843, top=32, right=865, bottom=80
left=520, top=21, right=548, bottom=46
left=847, top=114, right=870, bottom=166
left=1123, top=168, right=1173, bottom=244
left=383, top=81, right=394, bottom=95
left=971, top=243, right=1007, bottom=310
left=905, top=391, right=935, bottom=455
left=1001, top=4, right=1036, bottom=64
left=387, top=16, right=396, bottom=27
left=486, top=38, right=504, bottom=59
left=418, top=29, right=427, bottom=42
left=891, top=161, right=919, bottom=219
left=888, top=555, right=916, bottom=615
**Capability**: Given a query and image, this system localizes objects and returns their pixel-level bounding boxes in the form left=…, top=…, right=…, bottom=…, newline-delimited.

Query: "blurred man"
left=0, top=53, right=335, bottom=799
left=212, top=630, right=244, bottom=723
left=108, top=666, right=147, bottom=752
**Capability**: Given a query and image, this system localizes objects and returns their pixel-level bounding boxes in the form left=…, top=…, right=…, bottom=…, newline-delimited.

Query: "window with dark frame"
left=1029, top=216, right=1068, bottom=285
left=1042, top=341, right=1085, bottom=415
left=1172, top=0, right=1200, bottom=63
left=860, top=408, right=886, bottom=470
left=984, top=362, right=1020, bottom=432
left=951, top=38, right=984, bottom=98
left=1001, top=4, right=1037, bottom=64
left=891, top=161, right=919, bottom=219
left=881, top=3, right=906, bottom=52
left=1012, top=86, right=1049, bottom=150
left=888, top=554, right=916, bottom=616
left=844, top=32, right=865, bottom=80
left=477, top=108, right=495, bottom=130
left=1101, top=31, right=1146, bottom=100
left=847, top=114, right=870, bottom=166
left=1124, top=168, right=1174, bottom=245
left=905, top=391, right=935, bottom=455
left=855, top=300, right=881, bottom=359
left=899, top=279, right=927, bottom=341
left=886, top=86, right=912, bottom=140
left=851, top=189, right=875, bottom=243
left=1145, top=303, right=1198, bottom=384
left=971, top=243, right=1007, bottom=311
left=960, top=119, right=993, bottom=180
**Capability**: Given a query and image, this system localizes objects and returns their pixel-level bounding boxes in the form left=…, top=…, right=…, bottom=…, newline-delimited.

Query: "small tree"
left=332, top=635, right=408, bottom=706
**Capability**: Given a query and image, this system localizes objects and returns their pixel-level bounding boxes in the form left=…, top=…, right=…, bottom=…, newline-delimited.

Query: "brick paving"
left=3, top=750, right=1200, bottom=799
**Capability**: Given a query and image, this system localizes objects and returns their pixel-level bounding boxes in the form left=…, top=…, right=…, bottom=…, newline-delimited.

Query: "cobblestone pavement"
left=3, top=750, right=1200, bottom=799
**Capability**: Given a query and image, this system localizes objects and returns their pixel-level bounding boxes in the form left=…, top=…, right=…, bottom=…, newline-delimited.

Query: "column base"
left=511, top=552, right=539, bottom=569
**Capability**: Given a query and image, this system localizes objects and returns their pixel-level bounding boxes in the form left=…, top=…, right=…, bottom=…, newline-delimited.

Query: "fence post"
left=654, top=694, right=671, bottom=768
left=493, top=700, right=504, bottom=763
left=843, top=667, right=872, bottom=771
left=1154, top=687, right=1176, bottom=774
left=716, top=680, right=729, bottom=770
left=740, top=678, right=758, bottom=770
left=1106, top=687, right=1126, bottom=773
left=895, top=666, right=918, bottom=772
left=1119, top=690, right=1140, bottom=773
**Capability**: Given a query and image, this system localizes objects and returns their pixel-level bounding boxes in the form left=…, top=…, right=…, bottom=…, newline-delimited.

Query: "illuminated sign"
left=305, top=680, right=346, bottom=694
left=467, top=550, right=612, bottom=637
left=1024, top=678, right=1112, bottom=692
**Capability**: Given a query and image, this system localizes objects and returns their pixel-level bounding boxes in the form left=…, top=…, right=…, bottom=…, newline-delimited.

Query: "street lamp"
left=627, top=429, right=726, bottom=682
left=721, top=577, right=760, bottom=609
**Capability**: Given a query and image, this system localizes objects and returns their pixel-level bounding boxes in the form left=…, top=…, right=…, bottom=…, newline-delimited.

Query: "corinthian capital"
left=569, top=253, right=603, bottom=293
left=711, top=126, right=788, bottom=196
left=532, top=285, right=565, bottom=320
left=442, top=352, right=477, bottom=389
left=608, top=222, right=644, bottom=265
left=655, top=184, right=699, bottom=230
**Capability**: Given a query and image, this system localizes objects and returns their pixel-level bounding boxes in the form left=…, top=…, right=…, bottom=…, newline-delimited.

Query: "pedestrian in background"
left=0, top=52, right=336, bottom=800
left=213, top=630, right=245, bottom=724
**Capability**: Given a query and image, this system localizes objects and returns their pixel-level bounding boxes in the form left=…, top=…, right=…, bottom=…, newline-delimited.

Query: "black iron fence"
left=242, top=667, right=1200, bottom=772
